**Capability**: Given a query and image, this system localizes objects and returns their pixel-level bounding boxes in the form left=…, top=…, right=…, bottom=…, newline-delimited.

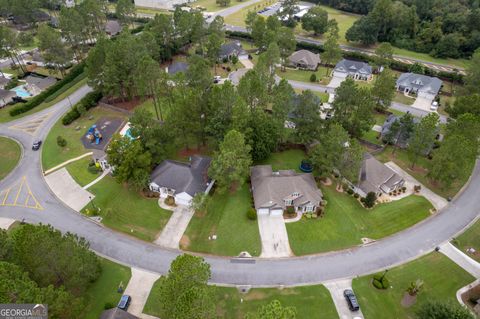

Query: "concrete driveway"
left=324, top=279, right=365, bottom=319
left=384, top=161, right=448, bottom=210
left=154, top=205, right=192, bottom=249
left=412, top=96, right=434, bottom=112
left=327, top=76, right=345, bottom=89
left=44, top=168, right=94, bottom=212
left=257, top=214, right=292, bottom=258
left=123, top=268, right=160, bottom=318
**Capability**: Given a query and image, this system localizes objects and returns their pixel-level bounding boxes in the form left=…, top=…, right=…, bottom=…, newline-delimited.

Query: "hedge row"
left=226, top=30, right=464, bottom=83
left=9, top=62, right=86, bottom=117
left=62, top=91, right=103, bottom=126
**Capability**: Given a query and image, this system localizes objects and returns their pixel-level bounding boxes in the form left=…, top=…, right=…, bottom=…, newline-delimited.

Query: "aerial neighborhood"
left=0, top=0, right=480, bottom=318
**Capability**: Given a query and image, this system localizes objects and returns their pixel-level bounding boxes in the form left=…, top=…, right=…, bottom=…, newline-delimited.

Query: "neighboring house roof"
left=167, top=61, right=189, bottom=75
left=0, top=89, right=16, bottom=101
left=334, top=59, right=372, bottom=75
left=219, top=41, right=243, bottom=58
left=100, top=308, right=139, bottom=319
left=24, top=75, right=56, bottom=91
left=31, top=50, right=45, bottom=63
left=381, top=114, right=419, bottom=148
left=396, top=72, right=443, bottom=96
left=0, top=76, right=10, bottom=87
left=250, top=165, right=323, bottom=211
left=288, top=50, right=321, bottom=68
left=357, top=153, right=404, bottom=194
left=105, top=20, right=121, bottom=36
left=150, top=155, right=212, bottom=197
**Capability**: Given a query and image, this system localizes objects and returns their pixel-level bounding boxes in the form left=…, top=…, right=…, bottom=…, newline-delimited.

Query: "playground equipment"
left=86, top=125, right=103, bottom=145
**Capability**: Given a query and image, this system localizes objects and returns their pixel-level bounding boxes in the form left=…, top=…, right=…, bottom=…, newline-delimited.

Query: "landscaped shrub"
left=372, top=273, right=390, bottom=290
left=88, top=165, right=100, bottom=174
left=165, top=196, right=175, bottom=206
left=62, top=90, right=103, bottom=125
left=414, top=185, right=422, bottom=193
left=9, top=62, right=86, bottom=116
left=56, top=136, right=67, bottom=147
left=364, top=192, right=377, bottom=208
left=286, top=206, right=295, bottom=215
left=310, top=73, right=317, bottom=82
left=104, top=302, right=114, bottom=310
left=247, top=208, right=257, bottom=220
left=353, top=193, right=359, bottom=198
left=347, top=188, right=354, bottom=195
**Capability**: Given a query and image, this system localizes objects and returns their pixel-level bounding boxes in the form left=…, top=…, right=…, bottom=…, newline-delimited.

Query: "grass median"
left=0, top=137, right=21, bottom=181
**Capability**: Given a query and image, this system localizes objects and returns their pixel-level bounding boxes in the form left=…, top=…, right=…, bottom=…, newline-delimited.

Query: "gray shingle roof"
left=105, top=20, right=121, bottom=36
left=396, top=73, right=442, bottom=95
left=24, top=75, right=56, bottom=91
left=288, top=50, right=321, bottom=68
left=357, top=153, right=403, bottom=194
left=334, top=59, right=372, bottom=75
left=0, top=76, right=10, bottom=87
left=219, top=41, right=243, bottom=58
left=0, top=88, right=16, bottom=100
left=150, top=155, right=211, bottom=197
left=167, top=61, right=188, bottom=75
left=250, top=165, right=323, bottom=210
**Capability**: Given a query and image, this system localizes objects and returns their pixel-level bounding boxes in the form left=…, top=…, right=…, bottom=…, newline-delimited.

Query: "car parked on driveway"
left=117, top=295, right=131, bottom=310
left=343, top=289, right=360, bottom=311
left=32, top=140, right=42, bottom=151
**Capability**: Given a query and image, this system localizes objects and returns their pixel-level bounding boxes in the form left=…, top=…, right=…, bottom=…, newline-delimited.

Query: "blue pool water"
left=125, top=128, right=134, bottom=140
left=11, top=85, right=31, bottom=98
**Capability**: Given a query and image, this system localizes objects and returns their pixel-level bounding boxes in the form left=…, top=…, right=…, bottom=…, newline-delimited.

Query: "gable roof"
left=334, top=59, right=372, bottom=75
left=250, top=165, right=323, bottom=210
left=105, top=20, right=121, bottom=36
left=24, top=75, right=57, bottom=91
left=0, top=89, right=16, bottom=100
left=100, top=308, right=139, bottom=319
left=357, top=153, right=403, bottom=194
left=150, top=155, right=211, bottom=197
left=288, top=50, right=321, bottom=68
left=0, top=76, right=10, bottom=87
left=219, top=41, right=243, bottom=58
left=396, top=73, right=442, bottom=95
left=167, top=61, right=189, bottom=75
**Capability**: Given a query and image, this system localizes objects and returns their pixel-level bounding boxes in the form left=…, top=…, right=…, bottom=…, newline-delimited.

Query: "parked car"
left=117, top=295, right=131, bottom=310
left=343, top=289, right=360, bottom=311
left=32, top=140, right=42, bottom=151
left=430, top=101, right=439, bottom=111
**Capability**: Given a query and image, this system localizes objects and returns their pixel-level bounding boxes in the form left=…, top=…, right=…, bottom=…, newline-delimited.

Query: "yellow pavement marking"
left=8, top=112, right=52, bottom=136
left=0, top=176, right=43, bottom=210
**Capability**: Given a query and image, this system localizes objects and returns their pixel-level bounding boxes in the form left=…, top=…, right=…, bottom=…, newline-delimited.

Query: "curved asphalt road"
left=0, top=85, right=478, bottom=287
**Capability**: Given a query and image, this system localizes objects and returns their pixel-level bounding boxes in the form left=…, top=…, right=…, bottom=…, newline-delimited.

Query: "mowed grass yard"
left=0, top=137, right=21, bottom=181
left=287, top=186, right=432, bottom=255
left=453, top=219, right=480, bottom=262
left=182, top=183, right=261, bottom=256
left=86, top=176, right=172, bottom=242
left=83, top=258, right=132, bottom=319
left=189, top=0, right=233, bottom=12
left=66, top=157, right=101, bottom=187
left=375, top=146, right=472, bottom=199
left=276, top=66, right=332, bottom=85
left=42, top=107, right=126, bottom=171
left=352, top=253, right=475, bottom=319
left=144, top=282, right=338, bottom=319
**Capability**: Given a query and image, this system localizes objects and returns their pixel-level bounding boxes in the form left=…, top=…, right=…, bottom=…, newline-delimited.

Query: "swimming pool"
left=125, top=128, right=135, bottom=140
left=10, top=85, right=31, bottom=98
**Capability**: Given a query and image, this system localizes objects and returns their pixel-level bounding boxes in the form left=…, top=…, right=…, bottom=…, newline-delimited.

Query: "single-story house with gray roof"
left=333, top=59, right=373, bottom=81
left=149, top=155, right=214, bottom=206
left=396, top=73, right=443, bottom=100
left=0, top=89, right=16, bottom=108
left=166, top=61, right=189, bottom=75
left=0, top=76, right=10, bottom=89
left=353, top=153, right=405, bottom=197
left=24, top=75, right=57, bottom=96
left=288, top=50, right=321, bottom=70
left=105, top=20, right=121, bottom=36
left=250, top=165, right=323, bottom=216
left=219, top=41, right=244, bottom=60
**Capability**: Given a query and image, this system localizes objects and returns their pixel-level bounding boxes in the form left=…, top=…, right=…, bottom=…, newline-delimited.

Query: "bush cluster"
left=62, top=91, right=103, bottom=125
left=56, top=136, right=67, bottom=147
left=247, top=208, right=257, bottom=220
left=372, top=274, right=390, bottom=290
left=9, top=62, right=86, bottom=116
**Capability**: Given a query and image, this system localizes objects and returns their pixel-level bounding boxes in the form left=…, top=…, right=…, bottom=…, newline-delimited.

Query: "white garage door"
left=257, top=208, right=269, bottom=215
left=270, top=209, right=283, bottom=216
left=175, top=193, right=192, bottom=206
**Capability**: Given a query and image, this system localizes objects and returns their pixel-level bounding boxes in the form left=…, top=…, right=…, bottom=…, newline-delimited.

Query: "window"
left=305, top=205, right=314, bottom=212
left=285, top=199, right=293, bottom=206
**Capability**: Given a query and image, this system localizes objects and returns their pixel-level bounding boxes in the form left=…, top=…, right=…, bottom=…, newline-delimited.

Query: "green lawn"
left=258, top=149, right=306, bottom=172
left=375, top=146, right=471, bottom=198
left=182, top=183, right=261, bottom=256
left=42, top=107, right=126, bottom=171
left=86, top=176, right=171, bottom=242
left=277, top=66, right=331, bottom=85
left=0, top=75, right=88, bottom=124
left=393, top=92, right=415, bottom=106
left=362, top=129, right=381, bottom=145
left=352, top=253, right=475, bottom=319
left=144, top=282, right=338, bottom=319
left=66, top=157, right=100, bottom=187
left=392, top=47, right=470, bottom=69
left=374, top=112, right=387, bottom=125
left=453, top=219, right=480, bottom=263
left=224, top=0, right=276, bottom=26
left=287, top=186, right=432, bottom=255
left=189, top=0, right=232, bottom=12
left=83, top=258, right=132, bottom=319
left=0, top=137, right=21, bottom=181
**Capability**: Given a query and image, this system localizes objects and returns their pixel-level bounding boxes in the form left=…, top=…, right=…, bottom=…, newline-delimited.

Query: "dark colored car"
left=32, top=140, right=42, bottom=151
left=343, top=289, right=360, bottom=311
left=117, top=295, right=131, bottom=310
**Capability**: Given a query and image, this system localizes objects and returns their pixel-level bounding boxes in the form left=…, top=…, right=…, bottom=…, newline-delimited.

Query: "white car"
left=430, top=101, right=439, bottom=111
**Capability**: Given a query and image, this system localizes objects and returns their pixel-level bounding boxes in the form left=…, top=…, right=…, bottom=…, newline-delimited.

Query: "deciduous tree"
left=408, top=112, right=439, bottom=168
left=371, top=68, right=396, bottom=110
left=301, top=6, right=329, bottom=36
left=321, top=21, right=342, bottom=76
